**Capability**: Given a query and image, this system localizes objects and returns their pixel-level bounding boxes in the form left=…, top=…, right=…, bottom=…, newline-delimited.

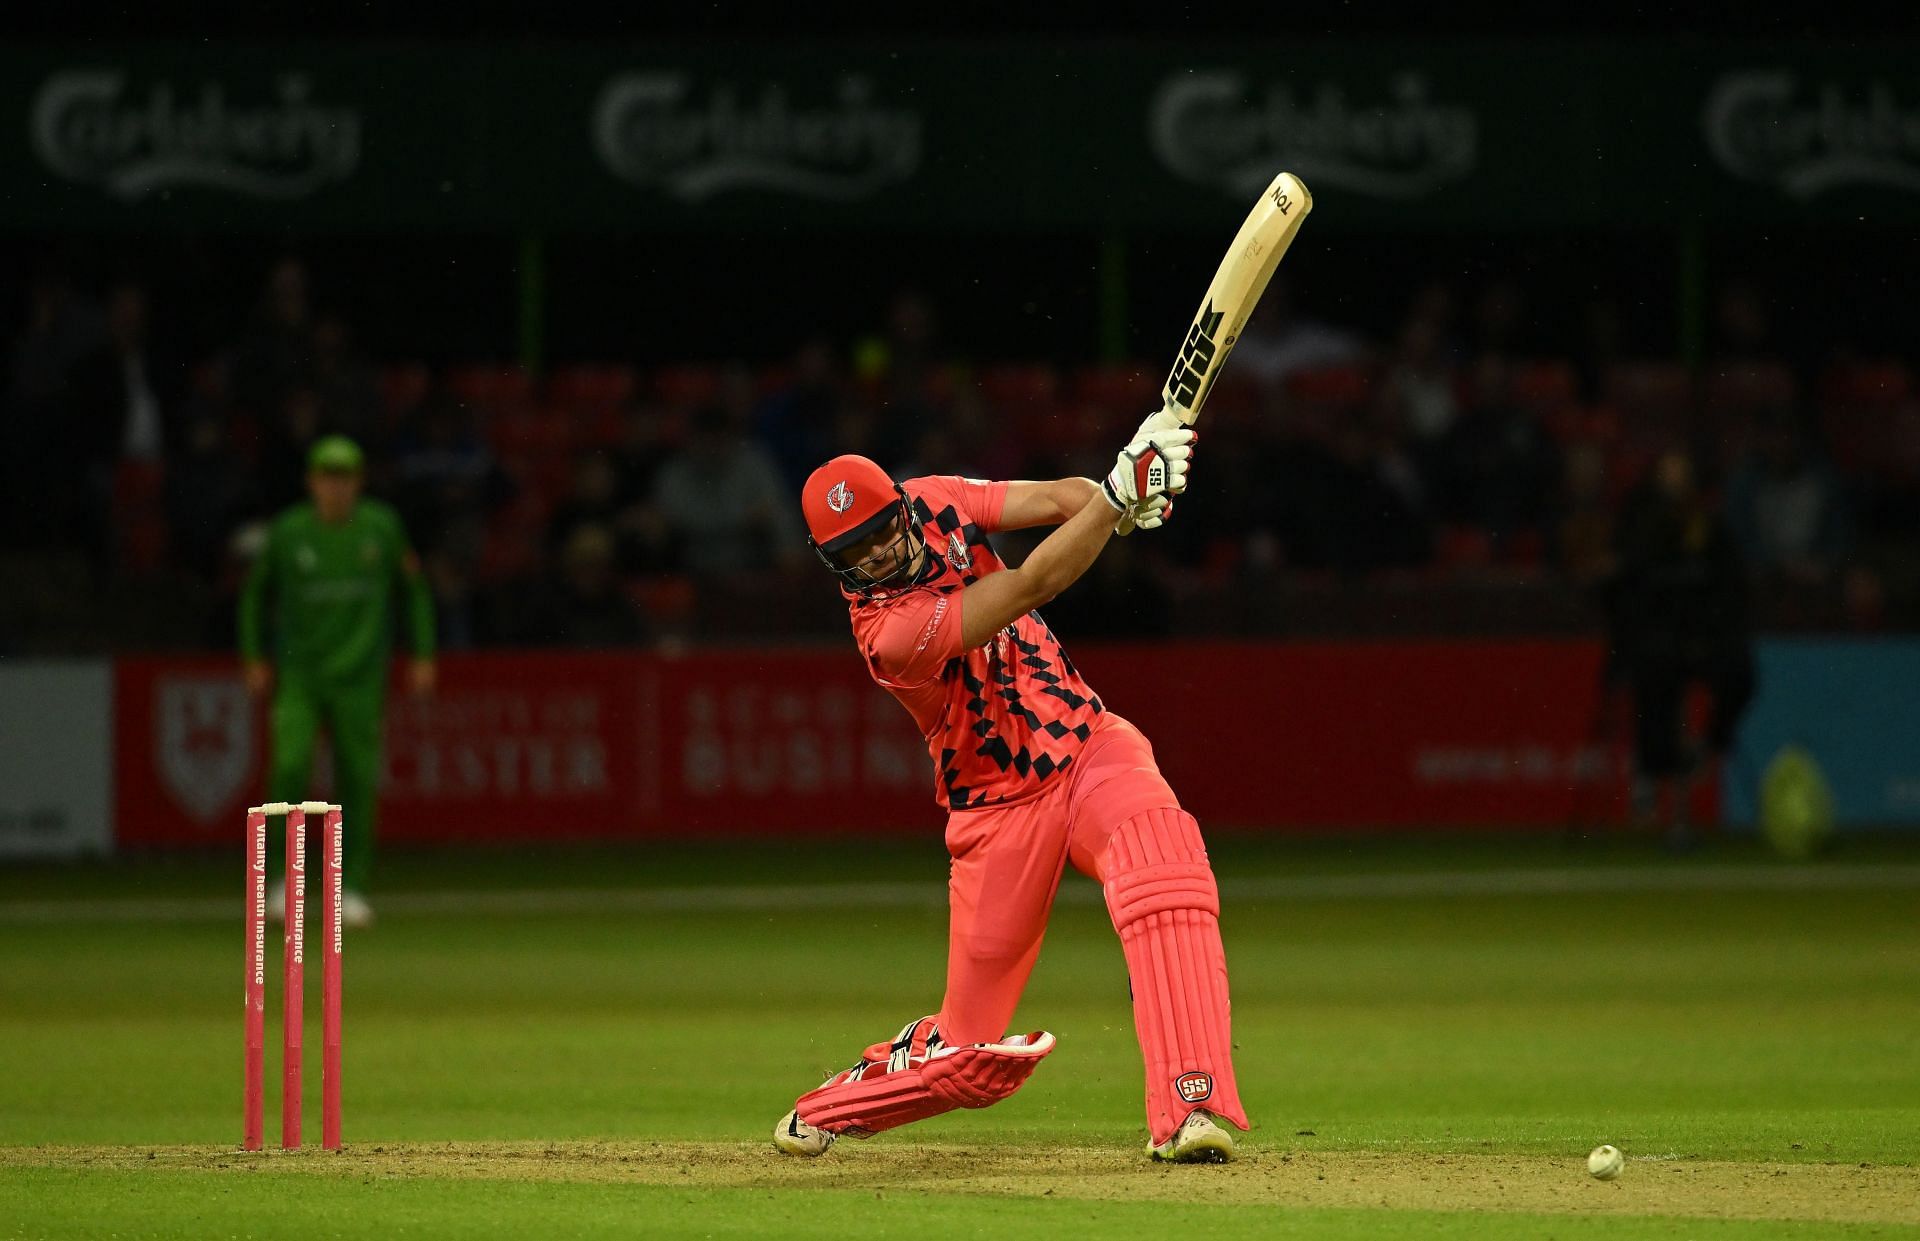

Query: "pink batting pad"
left=795, top=1017, right=1055, bottom=1137
left=1103, top=806, right=1248, bottom=1145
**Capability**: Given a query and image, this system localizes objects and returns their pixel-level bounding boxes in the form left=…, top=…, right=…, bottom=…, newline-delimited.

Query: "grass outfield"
left=2, top=835, right=1918, bottom=1239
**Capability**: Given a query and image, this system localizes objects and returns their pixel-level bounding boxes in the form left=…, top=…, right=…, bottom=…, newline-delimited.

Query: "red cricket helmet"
left=801, top=454, right=922, bottom=592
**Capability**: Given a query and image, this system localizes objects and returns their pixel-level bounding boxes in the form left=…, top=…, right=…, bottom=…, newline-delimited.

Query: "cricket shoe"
left=1148, top=1109, right=1235, bottom=1163
left=773, top=1109, right=836, bottom=1157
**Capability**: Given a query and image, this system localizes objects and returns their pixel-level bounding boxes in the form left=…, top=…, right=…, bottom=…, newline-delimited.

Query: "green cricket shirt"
left=238, top=499, right=436, bottom=685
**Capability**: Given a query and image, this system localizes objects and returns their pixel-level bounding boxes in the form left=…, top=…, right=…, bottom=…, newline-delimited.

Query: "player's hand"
left=408, top=659, right=438, bottom=697
left=1115, top=493, right=1171, bottom=536
left=243, top=660, right=273, bottom=698
left=1101, top=425, right=1194, bottom=513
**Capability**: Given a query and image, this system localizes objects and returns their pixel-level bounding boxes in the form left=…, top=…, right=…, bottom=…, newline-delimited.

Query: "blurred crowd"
left=3, top=258, right=1917, bottom=654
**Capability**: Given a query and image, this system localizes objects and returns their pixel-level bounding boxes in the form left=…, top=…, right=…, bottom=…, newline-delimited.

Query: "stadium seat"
left=1437, top=525, right=1493, bottom=570
left=755, top=365, right=796, bottom=398
left=546, top=364, right=637, bottom=413
left=1821, top=360, right=1911, bottom=408
left=378, top=362, right=432, bottom=420
left=630, top=575, right=698, bottom=628
left=1286, top=365, right=1373, bottom=408
left=1604, top=361, right=1694, bottom=419
left=447, top=364, right=535, bottom=413
left=655, top=363, right=724, bottom=410
left=1072, top=363, right=1160, bottom=410
left=978, top=363, right=1060, bottom=410
left=112, top=461, right=168, bottom=575
left=1507, top=360, right=1579, bottom=412
left=1703, top=361, right=1795, bottom=415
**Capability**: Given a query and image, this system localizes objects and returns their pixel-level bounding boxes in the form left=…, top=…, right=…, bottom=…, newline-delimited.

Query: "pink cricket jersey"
left=847, top=476, right=1106, bottom=811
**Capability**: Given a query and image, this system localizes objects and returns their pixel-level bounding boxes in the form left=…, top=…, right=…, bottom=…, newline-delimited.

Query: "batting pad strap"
left=1105, top=863, right=1220, bottom=929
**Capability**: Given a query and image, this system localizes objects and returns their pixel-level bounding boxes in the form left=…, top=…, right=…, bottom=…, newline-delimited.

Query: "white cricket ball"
left=1587, top=1144, right=1624, bottom=1180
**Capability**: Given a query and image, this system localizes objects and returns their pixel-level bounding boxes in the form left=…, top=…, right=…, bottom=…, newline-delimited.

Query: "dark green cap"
left=307, top=435, right=365, bottom=474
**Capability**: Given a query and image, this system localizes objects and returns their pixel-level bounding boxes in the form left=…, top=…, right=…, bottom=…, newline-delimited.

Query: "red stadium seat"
left=112, top=461, right=168, bottom=575
left=655, top=364, right=721, bottom=409
left=1821, top=360, right=1911, bottom=408
left=546, top=364, right=638, bottom=413
left=1703, top=361, right=1795, bottom=415
left=1604, top=361, right=1694, bottom=418
left=378, top=362, right=432, bottom=420
left=1072, top=363, right=1160, bottom=410
left=447, top=363, right=534, bottom=413
left=631, top=575, right=698, bottom=628
left=1437, top=525, right=1493, bottom=570
left=1286, top=365, right=1372, bottom=408
left=1507, top=360, right=1579, bottom=412
left=755, top=365, right=796, bottom=398
left=978, top=363, right=1060, bottom=410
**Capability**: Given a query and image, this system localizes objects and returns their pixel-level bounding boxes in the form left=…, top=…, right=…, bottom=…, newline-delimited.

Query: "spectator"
left=68, top=282, right=179, bottom=467
left=647, top=404, right=803, bottom=576
left=4, top=268, right=103, bottom=545
left=1609, top=449, right=1754, bottom=843
left=259, top=385, right=327, bottom=504
left=1712, top=280, right=1773, bottom=368
left=1555, top=440, right=1615, bottom=587
left=391, top=389, right=511, bottom=556
left=1450, top=355, right=1560, bottom=551
left=1574, top=297, right=1623, bottom=405
left=516, top=523, right=647, bottom=648
left=167, top=410, right=256, bottom=579
left=547, top=453, right=627, bottom=561
left=65, top=282, right=185, bottom=564
left=1230, top=279, right=1367, bottom=389
left=309, top=315, right=382, bottom=449
left=854, top=290, right=944, bottom=414
left=1269, top=414, right=1433, bottom=574
left=1381, top=313, right=1460, bottom=450
left=609, top=399, right=677, bottom=504
left=1039, top=534, right=1173, bottom=640
left=757, top=338, right=843, bottom=489
left=1471, top=279, right=1529, bottom=358
left=1725, top=410, right=1852, bottom=584
left=231, top=258, right=314, bottom=422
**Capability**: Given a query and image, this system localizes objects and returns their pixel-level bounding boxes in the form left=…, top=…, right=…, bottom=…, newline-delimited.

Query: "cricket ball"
left=1587, top=1144, right=1624, bottom=1180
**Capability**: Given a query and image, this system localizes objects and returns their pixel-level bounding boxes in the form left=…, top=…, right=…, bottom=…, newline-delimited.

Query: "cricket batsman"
left=775, top=411, right=1249, bottom=1162
left=240, top=435, right=436, bottom=927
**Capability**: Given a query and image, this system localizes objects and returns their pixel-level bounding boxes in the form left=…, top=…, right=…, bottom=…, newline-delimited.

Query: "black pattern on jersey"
left=849, top=481, right=1107, bottom=812
left=941, top=610, right=1104, bottom=810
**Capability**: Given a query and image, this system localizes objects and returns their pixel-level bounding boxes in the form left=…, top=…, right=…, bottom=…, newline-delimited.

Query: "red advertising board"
left=1070, top=641, right=1628, bottom=828
left=113, top=641, right=1641, bottom=848
left=118, top=654, right=654, bottom=846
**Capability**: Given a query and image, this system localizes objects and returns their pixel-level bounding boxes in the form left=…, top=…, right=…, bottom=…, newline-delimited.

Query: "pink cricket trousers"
left=938, top=712, right=1179, bottom=1043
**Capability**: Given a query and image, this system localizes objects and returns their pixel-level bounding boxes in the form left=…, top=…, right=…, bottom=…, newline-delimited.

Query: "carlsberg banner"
left=2, top=42, right=1915, bottom=232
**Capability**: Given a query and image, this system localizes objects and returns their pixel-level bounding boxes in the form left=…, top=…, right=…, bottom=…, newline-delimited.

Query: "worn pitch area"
left=7, top=1142, right=1917, bottom=1226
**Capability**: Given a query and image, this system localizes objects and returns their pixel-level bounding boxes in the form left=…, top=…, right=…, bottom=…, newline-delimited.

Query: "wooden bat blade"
left=1162, top=171, right=1313, bottom=425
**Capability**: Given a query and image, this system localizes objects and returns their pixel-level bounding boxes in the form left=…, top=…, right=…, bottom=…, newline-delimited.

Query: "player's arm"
left=959, top=423, right=1194, bottom=645
left=389, top=513, right=438, bottom=694
left=995, top=478, right=1105, bottom=531
left=959, top=480, right=1114, bottom=647
left=238, top=522, right=278, bottom=695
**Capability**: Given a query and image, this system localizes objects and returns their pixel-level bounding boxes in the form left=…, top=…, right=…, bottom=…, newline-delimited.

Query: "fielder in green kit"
left=240, top=435, right=436, bottom=926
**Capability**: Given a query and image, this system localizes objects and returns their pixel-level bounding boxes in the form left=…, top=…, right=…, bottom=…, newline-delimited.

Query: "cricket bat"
left=1161, top=171, right=1313, bottom=425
